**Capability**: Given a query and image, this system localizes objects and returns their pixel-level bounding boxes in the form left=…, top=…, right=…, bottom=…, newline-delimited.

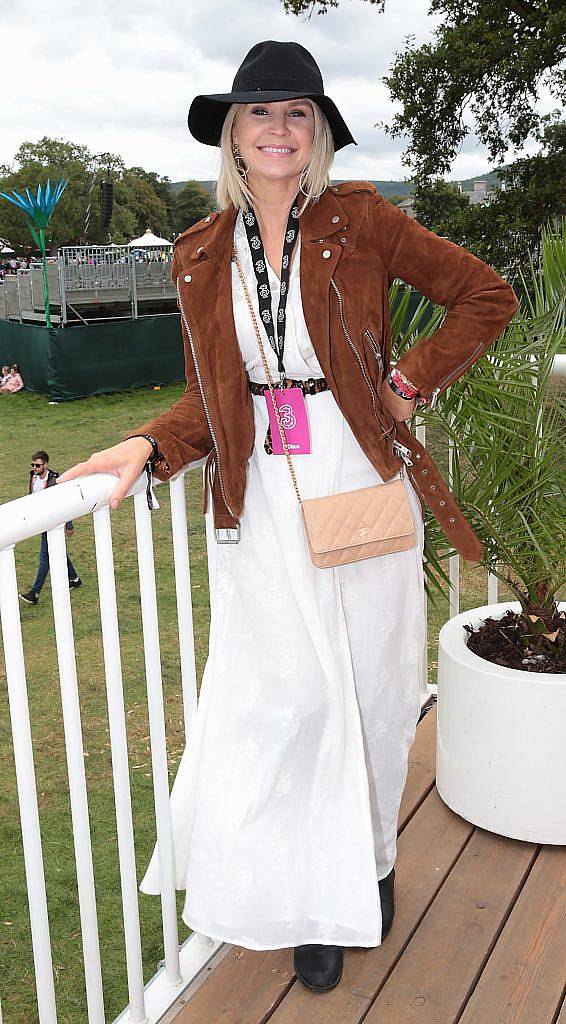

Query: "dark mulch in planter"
left=464, top=607, right=566, bottom=673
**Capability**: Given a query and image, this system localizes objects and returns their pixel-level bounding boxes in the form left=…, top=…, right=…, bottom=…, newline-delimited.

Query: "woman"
left=58, top=40, right=518, bottom=992
left=0, top=363, right=24, bottom=393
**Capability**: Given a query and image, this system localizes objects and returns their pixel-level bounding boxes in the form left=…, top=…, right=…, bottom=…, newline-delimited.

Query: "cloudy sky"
left=1, top=0, right=551, bottom=184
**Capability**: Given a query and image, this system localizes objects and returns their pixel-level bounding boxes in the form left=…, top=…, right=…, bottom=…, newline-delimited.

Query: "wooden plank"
left=398, top=703, right=437, bottom=829
left=266, top=786, right=472, bottom=1023
left=173, top=705, right=441, bottom=1024
left=556, top=996, right=566, bottom=1023
left=171, top=948, right=293, bottom=1024
left=459, top=845, right=566, bottom=1024
left=363, top=829, right=539, bottom=1024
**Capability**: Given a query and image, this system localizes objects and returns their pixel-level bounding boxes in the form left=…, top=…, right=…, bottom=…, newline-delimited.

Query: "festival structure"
left=0, top=182, right=183, bottom=400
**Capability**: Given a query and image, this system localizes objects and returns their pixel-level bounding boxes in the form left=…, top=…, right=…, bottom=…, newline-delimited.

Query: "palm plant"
left=0, top=178, right=68, bottom=328
left=392, top=221, right=566, bottom=623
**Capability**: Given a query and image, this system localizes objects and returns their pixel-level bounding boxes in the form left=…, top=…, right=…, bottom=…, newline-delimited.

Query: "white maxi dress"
left=139, top=208, right=427, bottom=950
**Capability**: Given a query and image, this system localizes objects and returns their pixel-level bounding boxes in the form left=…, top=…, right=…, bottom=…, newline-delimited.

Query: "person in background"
left=0, top=365, right=10, bottom=386
left=1, top=363, right=24, bottom=394
left=19, top=450, right=82, bottom=606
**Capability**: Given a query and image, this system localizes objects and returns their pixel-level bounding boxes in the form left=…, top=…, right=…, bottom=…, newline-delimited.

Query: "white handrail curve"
left=0, top=458, right=207, bottom=550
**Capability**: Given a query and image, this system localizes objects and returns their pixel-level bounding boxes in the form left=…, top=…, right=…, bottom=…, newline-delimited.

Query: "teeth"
left=260, top=146, right=294, bottom=153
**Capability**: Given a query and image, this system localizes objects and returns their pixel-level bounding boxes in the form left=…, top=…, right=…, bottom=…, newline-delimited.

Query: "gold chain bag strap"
left=233, top=248, right=415, bottom=568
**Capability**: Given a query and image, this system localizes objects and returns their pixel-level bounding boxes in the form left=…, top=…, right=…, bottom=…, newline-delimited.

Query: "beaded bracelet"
left=386, top=369, right=431, bottom=408
left=387, top=375, right=416, bottom=401
left=389, top=367, right=419, bottom=397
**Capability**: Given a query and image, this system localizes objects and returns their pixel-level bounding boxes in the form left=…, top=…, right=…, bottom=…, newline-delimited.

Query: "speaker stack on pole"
left=100, top=180, right=113, bottom=229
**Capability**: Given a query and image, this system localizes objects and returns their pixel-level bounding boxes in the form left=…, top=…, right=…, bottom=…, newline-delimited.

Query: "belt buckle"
left=306, top=378, right=316, bottom=395
left=215, top=525, right=240, bottom=544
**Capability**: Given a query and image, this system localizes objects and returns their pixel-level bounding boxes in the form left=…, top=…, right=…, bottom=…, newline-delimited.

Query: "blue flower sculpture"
left=0, top=178, right=69, bottom=328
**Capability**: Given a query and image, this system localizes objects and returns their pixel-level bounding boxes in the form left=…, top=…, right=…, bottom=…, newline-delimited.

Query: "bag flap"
left=301, top=478, right=414, bottom=555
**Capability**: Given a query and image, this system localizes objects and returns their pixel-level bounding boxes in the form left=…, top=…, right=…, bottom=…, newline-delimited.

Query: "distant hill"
left=170, top=171, right=503, bottom=202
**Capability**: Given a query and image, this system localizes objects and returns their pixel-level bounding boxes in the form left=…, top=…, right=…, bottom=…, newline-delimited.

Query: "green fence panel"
left=0, top=316, right=184, bottom=400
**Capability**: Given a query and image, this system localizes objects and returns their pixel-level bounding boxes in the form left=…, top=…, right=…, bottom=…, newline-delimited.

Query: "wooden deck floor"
left=168, top=702, right=566, bottom=1024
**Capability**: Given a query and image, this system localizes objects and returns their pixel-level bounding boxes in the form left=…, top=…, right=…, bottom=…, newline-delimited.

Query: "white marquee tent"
left=129, top=229, right=172, bottom=247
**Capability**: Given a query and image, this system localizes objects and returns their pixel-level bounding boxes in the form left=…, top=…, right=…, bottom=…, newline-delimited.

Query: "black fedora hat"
left=187, top=40, right=357, bottom=152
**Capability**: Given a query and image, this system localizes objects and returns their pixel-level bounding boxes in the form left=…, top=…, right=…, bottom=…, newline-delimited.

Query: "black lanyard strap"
left=241, top=194, right=300, bottom=377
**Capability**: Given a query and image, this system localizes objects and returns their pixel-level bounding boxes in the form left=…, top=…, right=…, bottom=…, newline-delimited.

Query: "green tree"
left=0, top=138, right=106, bottom=252
left=458, top=122, right=566, bottom=276
left=174, top=181, right=214, bottom=236
left=0, top=137, right=173, bottom=250
left=281, top=0, right=565, bottom=183
left=128, top=167, right=175, bottom=235
left=114, top=171, right=169, bottom=243
left=411, top=123, right=566, bottom=278
left=412, top=179, right=470, bottom=235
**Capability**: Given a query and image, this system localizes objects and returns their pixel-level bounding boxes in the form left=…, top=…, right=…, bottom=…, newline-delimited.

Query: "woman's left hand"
left=379, top=380, right=417, bottom=422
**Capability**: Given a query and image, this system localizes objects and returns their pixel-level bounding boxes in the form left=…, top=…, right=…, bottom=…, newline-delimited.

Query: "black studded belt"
left=248, top=376, right=329, bottom=396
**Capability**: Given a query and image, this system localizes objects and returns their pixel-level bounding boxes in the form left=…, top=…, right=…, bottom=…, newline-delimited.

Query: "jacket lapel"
left=174, top=187, right=351, bottom=383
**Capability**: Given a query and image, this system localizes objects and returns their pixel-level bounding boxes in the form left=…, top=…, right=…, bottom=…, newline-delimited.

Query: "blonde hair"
left=216, top=100, right=335, bottom=216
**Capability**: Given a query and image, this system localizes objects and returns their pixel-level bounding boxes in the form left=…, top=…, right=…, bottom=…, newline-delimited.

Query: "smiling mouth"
left=257, top=146, right=296, bottom=154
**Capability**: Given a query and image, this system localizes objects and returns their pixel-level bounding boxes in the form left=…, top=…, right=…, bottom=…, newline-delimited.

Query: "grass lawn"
left=0, top=383, right=510, bottom=1023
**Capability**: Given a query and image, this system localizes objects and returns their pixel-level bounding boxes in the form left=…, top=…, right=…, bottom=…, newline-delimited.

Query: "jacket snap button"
left=197, top=245, right=203, bottom=253
left=449, top=516, right=455, bottom=523
left=204, top=215, right=211, bottom=222
left=341, top=237, right=347, bottom=243
left=184, top=274, right=192, bottom=283
left=430, top=484, right=437, bottom=491
left=331, top=215, right=340, bottom=223
left=322, top=249, right=331, bottom=259
left=422, top=468, right=428, bottom=475
left=415, top=453, right=421, bottom=459
left=439, top=499, right=445, bottom=506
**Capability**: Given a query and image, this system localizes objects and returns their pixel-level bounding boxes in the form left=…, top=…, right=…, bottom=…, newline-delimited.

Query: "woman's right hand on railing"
left=56, top=437, right=154, bottom=510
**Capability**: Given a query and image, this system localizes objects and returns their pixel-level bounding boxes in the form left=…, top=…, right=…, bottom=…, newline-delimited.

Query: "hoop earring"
left=232, top=143, right=249, bottom=185
left=299, top=165, right=326, bottom=200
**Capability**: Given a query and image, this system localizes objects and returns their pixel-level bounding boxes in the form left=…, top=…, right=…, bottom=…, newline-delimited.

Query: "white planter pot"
left=436, top=600, right=566, bottom=844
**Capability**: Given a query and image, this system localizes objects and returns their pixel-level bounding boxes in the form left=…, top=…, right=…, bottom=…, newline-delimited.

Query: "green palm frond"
left=411, top=219, right=566, bottom=611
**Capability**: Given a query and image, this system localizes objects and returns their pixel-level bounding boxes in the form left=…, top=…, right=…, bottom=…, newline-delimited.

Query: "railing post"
left=58, top=253, right=68, bottom=326
left=16, top=270, right=22, bottom=322
left=47, top=525, right=106, bottom=1023
left=133, top=492, right=182, bottom=987
left=129, top=250, right=139, bottom=320
left=93, top=507, right=148, bottom=1024
left=447, top=430, right=460, bottom=618
left=414, top=416, right=430, bottom=696
left=0, top=546, right=58, bottom=1024
left=170, top=474, right=198, bottom=740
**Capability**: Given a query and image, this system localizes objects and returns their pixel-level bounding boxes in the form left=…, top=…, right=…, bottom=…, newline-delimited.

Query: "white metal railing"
left=0, top=435, right=496, bottom=1024
left=0, top=462, right=223, bottom=1024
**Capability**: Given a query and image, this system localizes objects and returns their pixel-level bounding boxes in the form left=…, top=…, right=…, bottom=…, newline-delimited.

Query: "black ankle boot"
left=379, top=866, right=395, bottom=939
left=293, top=944, right=343, bottom=992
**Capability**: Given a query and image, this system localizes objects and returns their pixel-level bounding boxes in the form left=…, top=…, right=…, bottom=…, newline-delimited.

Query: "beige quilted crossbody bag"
left=234, top=249, right=415, bottom=568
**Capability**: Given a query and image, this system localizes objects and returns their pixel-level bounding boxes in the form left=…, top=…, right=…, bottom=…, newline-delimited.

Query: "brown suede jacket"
left=125, top=181, right=518, bottom=561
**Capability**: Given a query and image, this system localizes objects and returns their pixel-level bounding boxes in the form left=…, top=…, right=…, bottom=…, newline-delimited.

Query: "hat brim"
left=188, top=91, right=357, bottom=152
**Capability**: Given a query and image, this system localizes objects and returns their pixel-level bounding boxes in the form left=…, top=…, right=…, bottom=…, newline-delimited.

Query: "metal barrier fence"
left=0, top=246, right=176, bottom=325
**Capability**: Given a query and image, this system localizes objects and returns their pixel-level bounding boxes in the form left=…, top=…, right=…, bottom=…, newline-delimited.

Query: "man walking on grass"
left=19, top=450, right=82, bottom=605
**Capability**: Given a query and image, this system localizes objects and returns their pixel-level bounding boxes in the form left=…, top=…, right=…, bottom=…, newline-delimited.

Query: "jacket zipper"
left=364, top=327, right=384, bottom=378
left=331, top=279, right=393, bottom=438
left=176, top=278, right=237, bottom=521
left=428, top=341, right=484, bottom=409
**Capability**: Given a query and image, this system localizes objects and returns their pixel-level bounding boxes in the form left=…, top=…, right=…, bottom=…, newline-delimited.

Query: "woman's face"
left=232, top=99, right=315, bottom=187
